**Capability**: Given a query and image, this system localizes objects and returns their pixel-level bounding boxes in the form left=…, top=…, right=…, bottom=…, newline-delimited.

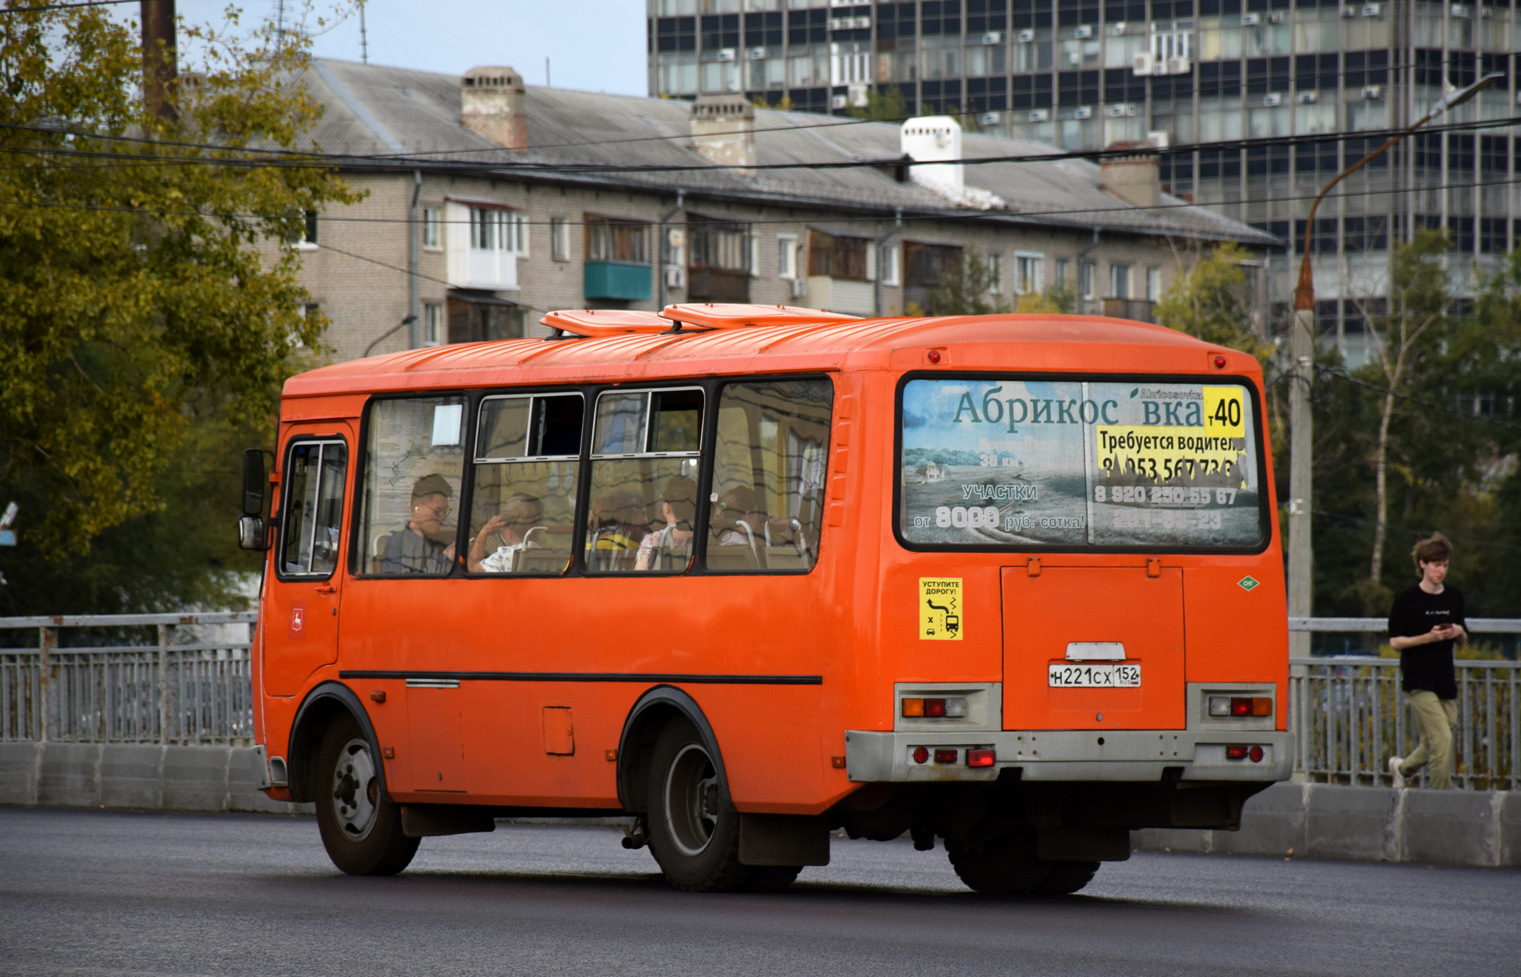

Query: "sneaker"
left=1388, top=755, right=1406, bottom=789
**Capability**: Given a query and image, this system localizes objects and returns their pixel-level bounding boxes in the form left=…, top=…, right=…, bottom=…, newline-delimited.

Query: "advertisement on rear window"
left=899, top=377, right=1264, bottom=549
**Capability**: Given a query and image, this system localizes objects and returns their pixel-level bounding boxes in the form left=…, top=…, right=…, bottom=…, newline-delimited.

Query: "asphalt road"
left=2, top=807, right=1517, bottom=977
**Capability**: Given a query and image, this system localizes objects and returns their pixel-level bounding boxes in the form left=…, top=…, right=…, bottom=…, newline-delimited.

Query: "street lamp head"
left=1430, top=72, right=1505, bottom=119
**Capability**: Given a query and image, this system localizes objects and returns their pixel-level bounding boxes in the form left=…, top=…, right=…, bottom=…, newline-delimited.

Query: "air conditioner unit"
left=1073, top=106, right=1094, bottom=119
left=981, top=31, right=1002, bottom=44
left=716, top=48, right=736, bottom=62
left=1028, top=109, right=1050, bottom=122
left=1341, top=6, right=1358, bottom=17
left=1074, top=25, right=1094, bottom=38
left=1297, top=90, right=1318, bottom=103
left=747, top=47, right=766, bottom=60
left=1068, top=52, right=1082, bottom=65
left=1109, top=21, right=1128, bottom=35
left=1268, top=11, right=1287, bottom=23
left=1361, top=2, right=1383, bottom=15
left=1450, top=3, right=1470, bottom=17
left=1362, top=84, right=1384, bottom=99
left=1016, top=29, right=1035, bottom=42
left=978, top=111, right=1002, bottom=126
left=1133, top=52, right=1155, bottom=76
left=1166, top=57, right=1191, bottom=75
left=789, top=277, right=807, bottom=298
left=1107, top=102, right=1136, bottom=117
left=1146, top=130, right=1171, bottom=149
left=1263, top=93, right=1282, bottom=107
left=664, top=265, right=685, bottom=289
left=1241, top=13, right=1261, bottom=25
left=830, top=93, right=848, bottom=109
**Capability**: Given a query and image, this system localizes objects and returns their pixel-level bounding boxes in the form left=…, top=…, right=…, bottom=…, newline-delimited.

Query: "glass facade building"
left=648, top=1, right=1521, bottom=361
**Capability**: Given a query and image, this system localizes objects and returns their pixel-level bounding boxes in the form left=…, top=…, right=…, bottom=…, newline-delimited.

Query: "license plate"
left=1048, top=663, right=1141, bottom=688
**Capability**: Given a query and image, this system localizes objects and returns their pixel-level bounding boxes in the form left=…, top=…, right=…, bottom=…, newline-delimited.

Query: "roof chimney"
left=461, top=66, right=526, bottom=152
left=690, top=96, right=755, bottom=177
left=1100, top=142, right=1161, bottom=210
left=900, top=116, right=964, bottom=197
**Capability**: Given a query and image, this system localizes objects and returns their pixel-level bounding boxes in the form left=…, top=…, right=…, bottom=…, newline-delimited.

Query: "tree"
left=1153, top=242, right=1270, bottom=361
left=847, top=86, right=907, bottom=123
left=922, top=248, right=1012, bottom=316
left=0, top=5, right=357, bottom=609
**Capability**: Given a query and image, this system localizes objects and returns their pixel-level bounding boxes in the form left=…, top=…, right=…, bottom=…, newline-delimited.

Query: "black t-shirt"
left=1387, top=584, right=1465, bottom=699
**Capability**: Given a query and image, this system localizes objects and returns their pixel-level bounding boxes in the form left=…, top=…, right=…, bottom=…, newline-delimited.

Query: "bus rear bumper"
left=843, top=729, right=1295, bottom=784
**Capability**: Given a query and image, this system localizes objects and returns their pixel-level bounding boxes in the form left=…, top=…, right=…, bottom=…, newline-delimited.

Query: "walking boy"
left=1387, top=533, right=1467, bottom=789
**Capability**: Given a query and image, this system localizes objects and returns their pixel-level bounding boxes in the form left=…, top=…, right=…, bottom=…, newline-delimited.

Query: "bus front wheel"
left=645, top=720, right=751, bottom=892
left=314, top=713, right=419, bottom=876
left=946, top=828, right=1051, bottom=895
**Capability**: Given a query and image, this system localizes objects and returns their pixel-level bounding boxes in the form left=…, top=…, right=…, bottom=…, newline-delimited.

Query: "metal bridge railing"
left=0, top=613, right=257, bottom=746
left=1288, top=617, right=1521, bottom=791
left=2, top=613, right=1517, bottom=789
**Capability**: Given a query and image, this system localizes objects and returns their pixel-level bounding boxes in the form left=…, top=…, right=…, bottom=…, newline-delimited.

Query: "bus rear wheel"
left=946, top=828, right=1051, bottom=895
left=645, top=720, right=751, bottom=892
left=1036, top=860, right=1100, bottom=895
left=314, top=713, right=418, bottom=876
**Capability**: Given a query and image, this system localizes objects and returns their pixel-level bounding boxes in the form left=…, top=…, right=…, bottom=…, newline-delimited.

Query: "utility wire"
left=0, top=0, right=134, bottom=13
left=1315, top=365, right=1521, bottom=436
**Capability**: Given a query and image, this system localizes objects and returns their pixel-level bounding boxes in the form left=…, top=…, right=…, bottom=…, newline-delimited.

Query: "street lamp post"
left=1286, top=73, right=1501, bottom=656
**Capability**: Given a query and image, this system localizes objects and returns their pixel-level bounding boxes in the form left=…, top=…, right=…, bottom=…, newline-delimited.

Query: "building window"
left=986, top=253, right=1002, bottom=293
left=421, top=207, right=442, bottom=251
left=422, top=303, right=444, bottom=346
left=882, top=244, right=901, bottom=287
left=290, top=210, right=318, bottom=249
left=1080, top=260, right=1095, bottom=300
left=689, top=215, right=752, bottom=303
left=1054, top=259, right=1069, bottom=289
left=777, top=235, right=800, bottom=278
left=1015, top=253, right=1044, bottom=294
left=551, top=218, right=570, bottom=262
left=585, top=216, right=650, bottom=264
left=808, top=229, right=869, bottom=280
left=1146, top=267, right=1161, bottom=302
left=1110, top=264, right=1131, bottom=300
left=469, top=207, right=527, bottom=255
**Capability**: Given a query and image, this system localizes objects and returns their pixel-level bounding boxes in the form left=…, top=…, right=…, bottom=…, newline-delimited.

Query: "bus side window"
left=355, top=397, right=467, bottom=576
left=706, top=379, right=832, bottom=573
left=467, top=392, right=582, bottom=575
left=585, top=388, right=703, bottom=574
left=280, top=440, right=348, bottom=576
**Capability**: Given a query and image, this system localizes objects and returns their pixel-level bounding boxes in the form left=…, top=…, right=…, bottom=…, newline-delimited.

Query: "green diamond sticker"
left=1237, top=575, right=1260, bottom=592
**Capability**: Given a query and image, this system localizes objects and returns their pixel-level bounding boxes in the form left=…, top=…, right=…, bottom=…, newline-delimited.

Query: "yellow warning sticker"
left=920, top=577, right=963, bottom=641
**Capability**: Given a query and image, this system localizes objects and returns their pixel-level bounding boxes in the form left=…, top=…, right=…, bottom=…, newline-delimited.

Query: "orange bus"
left=242, top=303, right=1291, bottom=895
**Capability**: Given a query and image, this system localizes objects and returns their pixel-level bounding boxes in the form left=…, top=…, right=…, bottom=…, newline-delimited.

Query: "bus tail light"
left=1225, top=744, right=1249, bottom=760
left=933, top=748, right=958, bottom=764
left=902, top=696, right=968, bottom=718
left=966, top=748, right=995, bottom=768
left=912, top=746, right=930, bottom=764
left=1209, top=695, right=1272, bottom=718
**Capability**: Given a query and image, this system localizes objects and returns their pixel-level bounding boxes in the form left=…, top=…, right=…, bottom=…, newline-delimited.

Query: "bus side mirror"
left=241, top=449, right=266, bottom=517
left=237, top=515, right=270, bottom=551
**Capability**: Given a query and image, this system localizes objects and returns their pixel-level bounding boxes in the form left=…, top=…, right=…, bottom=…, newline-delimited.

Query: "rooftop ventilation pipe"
left=461, top=66, right=526, bottom=152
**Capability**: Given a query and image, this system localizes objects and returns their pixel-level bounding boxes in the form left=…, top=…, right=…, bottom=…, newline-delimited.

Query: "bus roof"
left=283, top=313, right=1248, bottom=400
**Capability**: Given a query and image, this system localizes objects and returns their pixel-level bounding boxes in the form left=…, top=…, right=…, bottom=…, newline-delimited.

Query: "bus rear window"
left=899, top=377, right=1265, bottom=550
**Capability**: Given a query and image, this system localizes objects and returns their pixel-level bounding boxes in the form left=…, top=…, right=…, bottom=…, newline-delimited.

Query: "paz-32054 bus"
left=240, top=303, right=1290, bottom=894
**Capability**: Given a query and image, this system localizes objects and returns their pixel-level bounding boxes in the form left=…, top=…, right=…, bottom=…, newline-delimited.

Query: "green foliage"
left=1015, top=280, right=1077, bottom=314
left=1154, top=243, right=1270, bottom=361
left=0, top=5, right=357, bottom=573
left=847, top=86, right=907, bottom=123
left=925, top=248, right=1012, bottom=316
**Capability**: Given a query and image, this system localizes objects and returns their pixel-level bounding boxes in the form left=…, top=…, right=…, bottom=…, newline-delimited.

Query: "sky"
left=143, top=1, right=648, bottom=96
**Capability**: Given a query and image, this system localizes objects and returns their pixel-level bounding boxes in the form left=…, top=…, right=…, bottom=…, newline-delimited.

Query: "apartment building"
left=648, top=0, right=1521, bottom=362
left=290, top=58, right=1269, bottom=361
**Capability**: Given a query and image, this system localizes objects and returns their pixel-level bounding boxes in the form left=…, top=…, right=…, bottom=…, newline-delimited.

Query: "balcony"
left=1101, top=297, right=1156, bottom=323
left=688, top=268, right=749, bottom=303
left=584, top=261, right=651, bottom=301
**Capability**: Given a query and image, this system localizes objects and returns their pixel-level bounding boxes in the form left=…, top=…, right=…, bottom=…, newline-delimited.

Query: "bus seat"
left=371, top=532, right=394, bottom=574
left=516, top=549, right=570, bottom=575
left=764, top=547, right=810, bottom=570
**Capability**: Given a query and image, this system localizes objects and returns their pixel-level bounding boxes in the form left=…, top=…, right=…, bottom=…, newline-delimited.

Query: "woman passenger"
left=635, top=475, right=698, bottom=571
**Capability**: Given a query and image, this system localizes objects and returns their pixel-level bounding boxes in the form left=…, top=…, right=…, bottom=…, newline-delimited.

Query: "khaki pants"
left=1398, top=690, right=1458, bottom=789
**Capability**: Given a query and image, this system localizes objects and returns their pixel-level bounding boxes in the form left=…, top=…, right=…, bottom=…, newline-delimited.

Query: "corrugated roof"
left=284, top=313, right=1222, bottom=398
left=297, top=58, right=1275, bottom=247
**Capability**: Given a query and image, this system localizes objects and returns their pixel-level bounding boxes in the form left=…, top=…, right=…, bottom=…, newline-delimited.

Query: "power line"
left=1316, top=365, right=1521, bottom=436
left=0, top=0, right=134, bottom=14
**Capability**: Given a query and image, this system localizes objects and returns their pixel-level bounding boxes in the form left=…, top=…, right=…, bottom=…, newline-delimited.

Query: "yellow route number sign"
left=920, top=577, right=963, bottom=640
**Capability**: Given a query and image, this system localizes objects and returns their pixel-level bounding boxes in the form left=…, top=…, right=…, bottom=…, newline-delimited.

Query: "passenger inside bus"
left=379, top=474, right=456, bottom=574
left=467, top=493, right=543, bottom=573
left=635, top=475, right=697, bottom=571
left=588, top=489, right=646, bottom=562
left=710, top=485, right=766, bottom=568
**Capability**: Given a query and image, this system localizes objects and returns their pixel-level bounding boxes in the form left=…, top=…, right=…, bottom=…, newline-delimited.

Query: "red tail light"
left=966, top=748, right=995, bottom=768
left=933, top=748, right=958, bottom=764
left=1225, top=744, right=1249, bottom=760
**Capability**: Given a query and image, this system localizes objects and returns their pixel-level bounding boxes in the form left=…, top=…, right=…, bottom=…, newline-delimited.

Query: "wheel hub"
left=330, top=737, right=379, bottom=841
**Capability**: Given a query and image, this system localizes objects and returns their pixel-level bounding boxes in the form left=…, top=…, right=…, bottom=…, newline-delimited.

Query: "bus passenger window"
left=355, top=397, right=466, bottom=575
left=706, top=379, right=832, bottom=573
left=467, top=393, right=582, bottom=574
left=280, top=440, right=348, bottom=576
left=585, top=388, right=703, bottom=573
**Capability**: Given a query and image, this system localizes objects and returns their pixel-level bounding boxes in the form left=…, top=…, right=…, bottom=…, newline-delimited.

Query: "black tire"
left=1035, top=860, right=1100, bottom=895
left=314, top=712, right=419, bottom=876
left=746, top=865, right=803, bottom=891
left=946, top=828, right=1051, bottom=895
left=645, top=719, right=751, bottom=892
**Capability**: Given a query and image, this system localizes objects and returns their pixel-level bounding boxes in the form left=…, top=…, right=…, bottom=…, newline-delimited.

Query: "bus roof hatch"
left=539, top=309, right=676, bottom=338
left=659, top=303, right=860, bottom=331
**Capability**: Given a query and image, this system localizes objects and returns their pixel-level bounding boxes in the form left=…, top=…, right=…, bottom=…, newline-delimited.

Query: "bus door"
left=265, top=430, right=353, bottom=697
left=1001, top=565, right=1185, bottom=731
